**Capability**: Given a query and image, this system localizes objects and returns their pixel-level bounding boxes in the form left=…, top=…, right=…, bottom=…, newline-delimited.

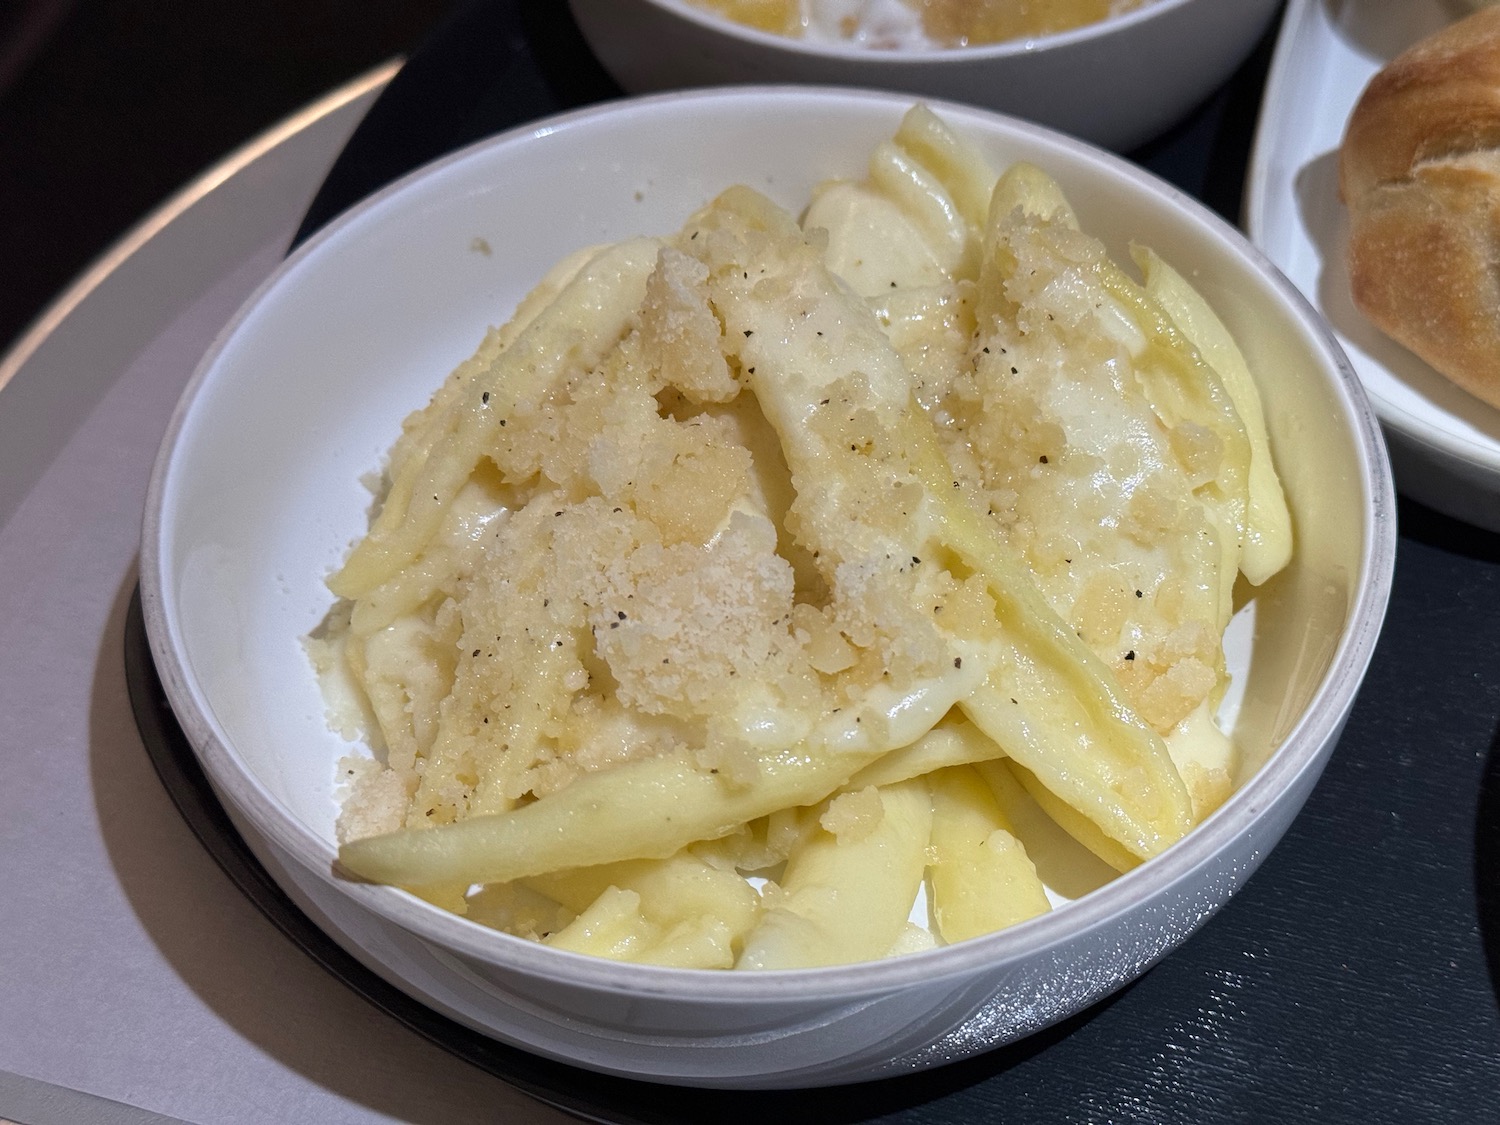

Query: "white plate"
left=1245, top=0, right=1500, bottom=531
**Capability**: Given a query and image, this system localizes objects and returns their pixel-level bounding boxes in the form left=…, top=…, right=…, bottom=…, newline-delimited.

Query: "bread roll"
left=1339, top=8, right=1500, bottom=410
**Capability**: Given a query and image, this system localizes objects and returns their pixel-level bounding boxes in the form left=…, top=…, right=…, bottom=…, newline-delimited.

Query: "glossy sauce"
left=688, top=0, right=1147, bottom=48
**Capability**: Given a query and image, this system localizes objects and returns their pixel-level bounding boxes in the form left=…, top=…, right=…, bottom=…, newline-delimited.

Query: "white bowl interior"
left=145, top=89, right=1391, bottom=1019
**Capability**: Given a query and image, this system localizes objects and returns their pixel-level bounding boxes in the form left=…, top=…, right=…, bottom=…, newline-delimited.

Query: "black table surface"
left=47, top=1, right=1500, bottom=1120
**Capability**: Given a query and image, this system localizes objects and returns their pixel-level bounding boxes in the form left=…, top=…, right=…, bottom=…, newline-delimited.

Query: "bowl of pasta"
left=567, top=0, right=1285, bottom=151
left=141, top=87, right=1394, bottom=1088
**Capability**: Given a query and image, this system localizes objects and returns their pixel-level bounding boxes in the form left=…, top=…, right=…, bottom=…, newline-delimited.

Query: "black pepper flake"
left=743, top=329, right=753, bottom=337
left=1010, top=698, right=1018, bottom=705
left=911, top=555, right=921, bottom=565
left=953, top=657, right=962, bottom=669
left=617, top=610, right=627, bottom=620
left=1010, top=366, right=1019, bottom=374
left=1039, top=455, right=1049, bottom=464
left=1135, top=589, right=1144, bottom=598
left=982, top=346, right=990, bottom=354
left=748, top=367, right=756, bottom=374
left=472, top=649, right=481, bottom=657
left=499, top=419, right=507, bottom=427
left=1125, top=650, right=1136, bottom=661
left=481, top=391, right=490, bottom=404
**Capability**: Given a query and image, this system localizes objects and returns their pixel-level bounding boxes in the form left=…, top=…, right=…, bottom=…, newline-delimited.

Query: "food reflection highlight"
left=313, top=105, right=1292, bottom=971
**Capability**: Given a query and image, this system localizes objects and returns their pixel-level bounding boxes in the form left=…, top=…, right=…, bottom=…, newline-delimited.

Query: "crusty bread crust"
left=1340, top=7, right=1500, bottom=409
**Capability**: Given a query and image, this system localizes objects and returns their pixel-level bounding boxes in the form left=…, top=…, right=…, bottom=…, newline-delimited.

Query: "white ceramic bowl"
left=568, top=0, right=1285, bottom=151
left=141, top=87, right=1395, bottom=1089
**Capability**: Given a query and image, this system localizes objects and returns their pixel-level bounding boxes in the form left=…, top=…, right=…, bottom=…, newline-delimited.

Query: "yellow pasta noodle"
left=318, top=105, right=1291, bottom=969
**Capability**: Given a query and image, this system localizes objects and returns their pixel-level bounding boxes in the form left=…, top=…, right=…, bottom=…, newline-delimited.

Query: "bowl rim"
left=571, top=0, right=1200, bottom=63
left=140, top=84, right=1397, bottom=1005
